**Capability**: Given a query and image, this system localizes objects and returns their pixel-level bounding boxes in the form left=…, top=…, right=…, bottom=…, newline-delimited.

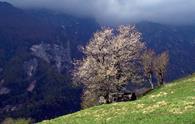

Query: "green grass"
left=39, top=75, right=195, bottom=124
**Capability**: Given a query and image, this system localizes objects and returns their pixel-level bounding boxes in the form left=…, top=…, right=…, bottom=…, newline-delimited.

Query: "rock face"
left=27, top=80, right=37, bottom=92
left=24, top=58, right=38, bottom=78
left=0, top=87, right=10, bottom=95
left=0, top=2, right=97, bottom=122
left=31, top=43, right=71, bottom=73
left=0, top=80, right=10, bottom=95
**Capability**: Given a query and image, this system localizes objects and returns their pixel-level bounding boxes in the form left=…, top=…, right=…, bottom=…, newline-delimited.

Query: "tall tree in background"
left=141, top=50, right=169, bottom=88
left=154, top=51, right=169, bottom=86
left=141, top=49, right=156, bottom=89
left=73, top=26, right=145, bottom=108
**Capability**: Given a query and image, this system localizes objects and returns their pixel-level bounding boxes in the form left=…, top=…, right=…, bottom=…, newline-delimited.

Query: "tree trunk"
left=104, top=91, right=111, bottom=104
left=149, top=79, right=154, bottom=89
left=148, top=73, right=154, bottom=89
left=160, top=77, right=164, bottom=85
left=158, top=73, right=164, bottom=86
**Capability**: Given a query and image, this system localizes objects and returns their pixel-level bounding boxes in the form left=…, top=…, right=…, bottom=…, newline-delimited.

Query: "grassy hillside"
left=39, top=75, right=195, bottom=124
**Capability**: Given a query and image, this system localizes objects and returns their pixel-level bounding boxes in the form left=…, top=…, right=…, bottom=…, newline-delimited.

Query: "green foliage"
left=39, top=75, right=195, bottom=124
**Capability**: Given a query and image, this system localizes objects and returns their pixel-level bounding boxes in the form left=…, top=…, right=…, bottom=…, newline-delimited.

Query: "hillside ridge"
left=39, top=75, right=195, bottom=124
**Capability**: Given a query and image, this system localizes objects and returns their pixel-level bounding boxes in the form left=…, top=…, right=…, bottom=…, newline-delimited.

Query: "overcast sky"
left=2, top=0, right=195, bottom=25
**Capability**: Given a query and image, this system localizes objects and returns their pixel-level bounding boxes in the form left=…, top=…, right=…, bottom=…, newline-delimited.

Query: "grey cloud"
left=2, top=0, right=195, bottom=25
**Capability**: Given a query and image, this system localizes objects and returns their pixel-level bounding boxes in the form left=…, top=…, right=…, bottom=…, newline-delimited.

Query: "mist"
left=2, top=0, right=195, bottom=25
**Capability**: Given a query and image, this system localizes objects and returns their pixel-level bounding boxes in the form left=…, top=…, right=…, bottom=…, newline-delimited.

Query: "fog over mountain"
left=0, top=1, right=195, bottom=122
left=1, top=0, right=195, bottom=25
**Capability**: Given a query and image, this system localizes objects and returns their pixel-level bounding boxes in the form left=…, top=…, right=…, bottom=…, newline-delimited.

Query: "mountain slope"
left=137, top=22, right=195, bottom=81
left=1, top=1, right=195, bottom=123
left=0, top=1, right=98, bottom=122
left=39, top=75, right=195, bottom=124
